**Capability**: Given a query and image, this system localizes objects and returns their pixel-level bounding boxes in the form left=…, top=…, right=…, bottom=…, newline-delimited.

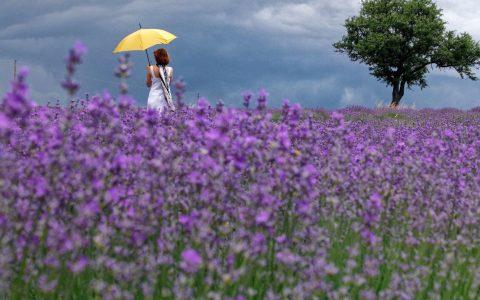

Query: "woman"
left=146, top=48, right=175, bottom=111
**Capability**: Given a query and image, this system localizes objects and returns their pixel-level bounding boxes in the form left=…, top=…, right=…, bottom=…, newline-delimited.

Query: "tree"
left=333, top=0, right=480, bottom=107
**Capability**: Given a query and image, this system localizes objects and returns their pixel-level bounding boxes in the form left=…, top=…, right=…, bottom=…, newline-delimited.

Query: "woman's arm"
left=146, top=66, right=152, bottom=88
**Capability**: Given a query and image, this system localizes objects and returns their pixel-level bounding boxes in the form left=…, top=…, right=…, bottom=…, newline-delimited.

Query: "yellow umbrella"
left=113, top=24, right=177, bottom=65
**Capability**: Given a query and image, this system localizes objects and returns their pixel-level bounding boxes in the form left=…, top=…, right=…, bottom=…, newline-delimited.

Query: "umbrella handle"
left=139, top=23, right=152, bottom=66
left=145, top=50, right=152, bottom=66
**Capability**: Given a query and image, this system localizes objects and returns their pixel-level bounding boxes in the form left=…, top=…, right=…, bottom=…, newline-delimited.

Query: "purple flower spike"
left=255, top=210, right=270, bottom=225
left=114, top=53, right=133, bottom=95
left=180, top=249, right=202, bottom=273
left=69, top=256, right=89, bottom=274
left=62, top=40, right=88, bottom=96
left=361, top=193, right=383, bottom=246
left=197, top=97, right=210, bottom=109
left=242, top=91, right=253, bottom=109
left=256, top=88, right=268, bottom=111
left=1, top=66, right=33, bottom=128
left=0, top=111, right=11, bottom=130
left=173, top=77, right=186, bottom=108
left=73, top=40, right=88, bottom=59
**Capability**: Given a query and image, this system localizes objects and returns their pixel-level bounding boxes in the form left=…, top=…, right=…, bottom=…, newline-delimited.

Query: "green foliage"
left=334, top=0, right=480, bottom=106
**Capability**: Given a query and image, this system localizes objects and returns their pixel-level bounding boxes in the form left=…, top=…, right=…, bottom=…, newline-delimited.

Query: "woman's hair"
left=154, top=48, right=170, bottom=66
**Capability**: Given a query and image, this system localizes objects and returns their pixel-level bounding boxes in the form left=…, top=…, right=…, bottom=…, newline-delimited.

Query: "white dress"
left=147, top=65, right=175, bottom=112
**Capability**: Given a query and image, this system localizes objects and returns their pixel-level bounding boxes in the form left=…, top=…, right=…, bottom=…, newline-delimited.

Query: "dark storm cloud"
left=0, top=0, right=480, bottom=109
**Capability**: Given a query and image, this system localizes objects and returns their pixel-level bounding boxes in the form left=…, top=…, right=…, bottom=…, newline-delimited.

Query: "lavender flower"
left=180, top=249, right=202, bottom=273
left=61, top=40, right=87, bottom=96
left=69, top=256, right=89, bottom=274
left=1, top=67, right=33, bottom=129
left=361, top=193, right=383, bottom=246
left=173, top=77, right=186, bottom=108
left=216, top=100, right=224, bottom=113
left=114, top=53, right=132, bottom=95
left=242, top=91, right=253, bottom=109
left=257, top=88, right=268, bottom=111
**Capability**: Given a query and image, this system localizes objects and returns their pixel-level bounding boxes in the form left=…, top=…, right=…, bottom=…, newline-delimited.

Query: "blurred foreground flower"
left=61, top=40, right=88, bottom=96
left=181, top=249, right=202, bottom=273
left=114, top=53, right=133, bottom=95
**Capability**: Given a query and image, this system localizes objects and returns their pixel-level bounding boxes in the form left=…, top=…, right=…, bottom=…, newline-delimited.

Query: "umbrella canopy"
left=113, top=28, right=177, bottom=53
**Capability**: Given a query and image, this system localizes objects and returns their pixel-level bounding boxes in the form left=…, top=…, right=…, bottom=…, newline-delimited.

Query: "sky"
left=1, top=0, right=480, bottom=109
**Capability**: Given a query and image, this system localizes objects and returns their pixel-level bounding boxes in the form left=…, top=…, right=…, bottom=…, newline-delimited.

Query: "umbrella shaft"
left=139, top=23, right=152, bottom=66
left=145, top=49, right=152, bottom=66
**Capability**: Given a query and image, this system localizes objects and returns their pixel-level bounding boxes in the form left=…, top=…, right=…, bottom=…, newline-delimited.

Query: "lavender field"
left=2, top=45, right=480, bottom=300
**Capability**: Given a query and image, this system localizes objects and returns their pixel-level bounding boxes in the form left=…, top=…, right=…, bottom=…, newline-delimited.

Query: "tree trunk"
left=390, top=80, right=405, bottom=108
left=390, top=91, right=402, bottom=108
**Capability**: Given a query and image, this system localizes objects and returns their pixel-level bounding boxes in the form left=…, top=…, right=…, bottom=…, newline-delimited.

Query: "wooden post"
left=13, top=59, right=17, bottom=80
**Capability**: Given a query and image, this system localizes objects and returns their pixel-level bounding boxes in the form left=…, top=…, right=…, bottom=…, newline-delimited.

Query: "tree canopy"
left=333, top=0, right=480, bottom=107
